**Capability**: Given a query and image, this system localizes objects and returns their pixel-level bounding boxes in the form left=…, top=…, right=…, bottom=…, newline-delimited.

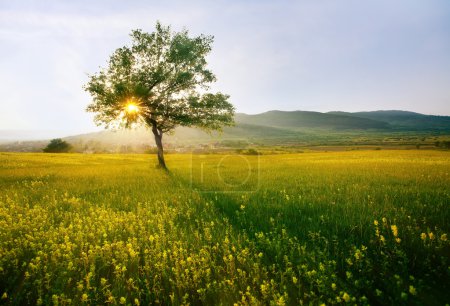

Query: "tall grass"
left=0, top=151, right=449, bottom=305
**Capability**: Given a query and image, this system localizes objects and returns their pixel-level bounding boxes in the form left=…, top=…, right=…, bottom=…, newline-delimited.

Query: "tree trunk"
left=151, top=125, right=167, bottom=169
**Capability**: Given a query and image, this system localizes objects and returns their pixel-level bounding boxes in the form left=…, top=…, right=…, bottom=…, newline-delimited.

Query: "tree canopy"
left=43, top=138, right=72, bottom=153
left=84, top=22, right=234, bottom=168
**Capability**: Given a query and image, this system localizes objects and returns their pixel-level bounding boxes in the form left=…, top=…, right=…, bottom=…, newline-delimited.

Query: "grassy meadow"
left=0, top=150, right=449, bottom=305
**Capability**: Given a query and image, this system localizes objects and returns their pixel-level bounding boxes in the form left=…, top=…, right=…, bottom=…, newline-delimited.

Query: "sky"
left=1, top=0, right=450, bottom=138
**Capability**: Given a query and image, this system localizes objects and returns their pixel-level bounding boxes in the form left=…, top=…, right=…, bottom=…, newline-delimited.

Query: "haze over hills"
left=235, top=111, right=390, bottom=130
left=1, top=110, right=449, bottom=152
left=327, top=110, right=450, bottom=131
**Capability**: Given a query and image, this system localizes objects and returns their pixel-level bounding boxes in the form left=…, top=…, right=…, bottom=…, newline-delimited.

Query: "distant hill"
left=235, top=110, right=390, bottom=130
left=328, top=110, right=450, bottom=131
left=1, top=110, right=449, bottom=152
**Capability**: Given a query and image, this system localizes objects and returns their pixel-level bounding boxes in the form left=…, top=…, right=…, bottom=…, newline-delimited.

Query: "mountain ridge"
left=1, top=110, right=449, bottom=152
left=326, top=110, right=450, bottom=130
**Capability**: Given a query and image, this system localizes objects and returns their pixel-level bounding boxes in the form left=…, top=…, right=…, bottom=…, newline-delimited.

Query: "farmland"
left=0, top=151, right=449, bottom=305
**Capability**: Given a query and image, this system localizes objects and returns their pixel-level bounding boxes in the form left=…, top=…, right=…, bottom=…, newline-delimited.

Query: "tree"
left=43, top=138, right=72, bottom=153
left=84, top=22, right=235, bottom=169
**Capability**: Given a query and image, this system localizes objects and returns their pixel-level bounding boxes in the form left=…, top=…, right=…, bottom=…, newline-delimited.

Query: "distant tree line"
left=435, top=141, right=450, bottom=149
left=43, top=139, right=72, bottom=153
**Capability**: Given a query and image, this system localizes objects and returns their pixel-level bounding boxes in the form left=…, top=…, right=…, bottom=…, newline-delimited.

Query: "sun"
left=126, top=103, right=139, bottom=113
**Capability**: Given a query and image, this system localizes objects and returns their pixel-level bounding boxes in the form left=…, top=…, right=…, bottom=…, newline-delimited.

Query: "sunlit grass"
left=0, top=150, right=449, bottom=304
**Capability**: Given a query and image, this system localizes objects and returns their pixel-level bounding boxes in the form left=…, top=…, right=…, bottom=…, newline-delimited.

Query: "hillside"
left=1, top=110, right=449, bottom=152
left=328, top=110, right=450, bottom=131
left=235, top=110, right=390, bottom=130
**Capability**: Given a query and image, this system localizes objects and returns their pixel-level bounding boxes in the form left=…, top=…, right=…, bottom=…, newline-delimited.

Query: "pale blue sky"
left=1, top=0, right=449, bottom=137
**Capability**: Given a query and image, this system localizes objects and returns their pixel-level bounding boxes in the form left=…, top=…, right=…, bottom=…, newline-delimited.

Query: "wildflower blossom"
left=81, top=293, right=88, bottom=302
left=391, top=225, right=398, bottom=237
left=342, top=292, right=350, bottom=302
left=260, top=284, right=268, bottom=295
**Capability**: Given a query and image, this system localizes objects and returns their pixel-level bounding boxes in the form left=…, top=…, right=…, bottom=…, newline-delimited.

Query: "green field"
left=0, top=151, right=449, bottom=305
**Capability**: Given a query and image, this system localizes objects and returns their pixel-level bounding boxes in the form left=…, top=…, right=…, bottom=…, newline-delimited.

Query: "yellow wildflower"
left=380, top=235, right=385, bottom=243
left=277, top=296, right=286, bottom=306
left=382, top=217, right=387, bottom=224
left=428, top=232, right=435, bottom=240
left=373, top=220, right=378, bottom=226
left=420, top=233, right=427, bottom=240
left=120, top=297, right=126, bottom=304
left=134, top=298, right=140, bottom=305
left=260, top=284, right=268, bottom=295
left=1, top=292, right=7, bottom=299
left=391, top=225, right=398, bottom=237
left=81, top=293, right=88, bottom=302
left=409, top=285, right=417, bottom=295
left=440, top=233, right=447, bottom=241
left=331, top=283, right=337, bottom=291
left=292, top=276, right=298, bottom=284
left=342, top=292, right=350, bottom=302
left=396, top=238, right=401, bottom=243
